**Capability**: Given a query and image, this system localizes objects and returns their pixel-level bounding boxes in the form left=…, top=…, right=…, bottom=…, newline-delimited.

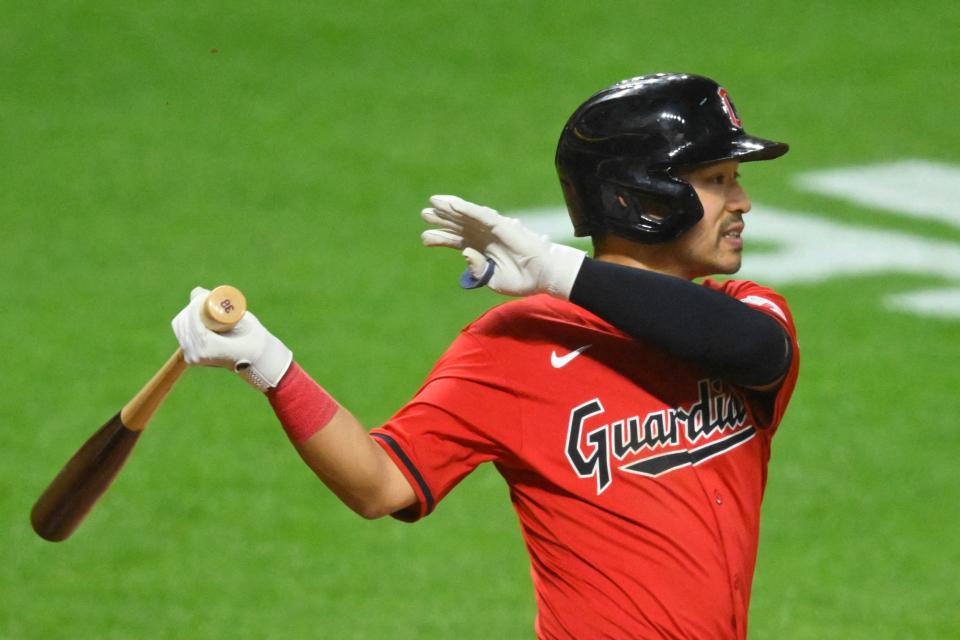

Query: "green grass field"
left=3, top=1, right=959, bottom=637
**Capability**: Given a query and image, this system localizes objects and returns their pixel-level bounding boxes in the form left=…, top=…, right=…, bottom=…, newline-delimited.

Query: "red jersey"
left=371, top=279, right=800, bottom=639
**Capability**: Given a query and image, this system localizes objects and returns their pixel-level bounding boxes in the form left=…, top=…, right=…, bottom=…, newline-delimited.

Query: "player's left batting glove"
left=172, top=287, right=293, bottom=392
left=420, top=195, right=586, bottom=299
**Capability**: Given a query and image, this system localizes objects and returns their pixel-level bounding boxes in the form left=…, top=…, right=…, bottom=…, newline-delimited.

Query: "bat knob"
left=201, top=285, right=247, bottom=332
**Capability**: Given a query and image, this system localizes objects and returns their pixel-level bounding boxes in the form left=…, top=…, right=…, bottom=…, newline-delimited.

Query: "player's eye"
left=710, top=171, right=741, bottom=186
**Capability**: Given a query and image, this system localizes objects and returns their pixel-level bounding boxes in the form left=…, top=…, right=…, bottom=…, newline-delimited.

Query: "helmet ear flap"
left=598, top=183, right=641, bottom=225
left=595, top=161, right=705, bottom=243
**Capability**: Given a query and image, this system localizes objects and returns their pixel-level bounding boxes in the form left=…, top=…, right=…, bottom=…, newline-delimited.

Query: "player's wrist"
left=267, top=362, right=340, bottom=442
left=540, top=243, right=587, bottom=300
left=236, top=333, right=293, bottom=392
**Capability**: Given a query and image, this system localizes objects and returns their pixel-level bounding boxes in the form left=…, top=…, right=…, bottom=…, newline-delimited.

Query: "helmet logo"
left=717, top=87, right=743, bottom=128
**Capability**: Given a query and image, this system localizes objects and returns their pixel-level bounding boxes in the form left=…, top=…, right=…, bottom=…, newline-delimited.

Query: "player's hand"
left=420, top=195, right=586, bottom=299
left=171, top=287, right=293, bottom=392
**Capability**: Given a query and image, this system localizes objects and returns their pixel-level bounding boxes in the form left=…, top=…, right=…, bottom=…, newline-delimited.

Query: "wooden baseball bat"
left=30, top=285, right=247, bottom=542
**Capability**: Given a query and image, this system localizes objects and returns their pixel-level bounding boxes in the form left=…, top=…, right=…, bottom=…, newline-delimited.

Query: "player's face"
left=673, top=160, right=752, bottom=278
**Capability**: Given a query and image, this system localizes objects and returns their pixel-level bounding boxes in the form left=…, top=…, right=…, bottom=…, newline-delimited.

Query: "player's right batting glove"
left=172, top=287, right=293, bottom=392
left=420, top=195, right=586, bottom=299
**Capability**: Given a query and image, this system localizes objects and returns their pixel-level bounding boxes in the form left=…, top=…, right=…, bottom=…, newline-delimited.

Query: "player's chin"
left=689, top=246, right=742, bottom=278
left=716, top=253, right=743, bottom=275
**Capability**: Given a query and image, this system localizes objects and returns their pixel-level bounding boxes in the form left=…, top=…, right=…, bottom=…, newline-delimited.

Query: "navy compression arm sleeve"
left=569, top=258, right=792, bottom=387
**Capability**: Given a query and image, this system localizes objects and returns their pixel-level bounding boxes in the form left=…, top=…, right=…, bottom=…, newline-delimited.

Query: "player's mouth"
left=721, top=222, right=744, bottom=250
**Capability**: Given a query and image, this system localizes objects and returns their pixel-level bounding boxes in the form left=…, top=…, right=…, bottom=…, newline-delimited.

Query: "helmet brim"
left=666, top=133, right=789, bottom=171
left=724, top=134, right=789, bottom=163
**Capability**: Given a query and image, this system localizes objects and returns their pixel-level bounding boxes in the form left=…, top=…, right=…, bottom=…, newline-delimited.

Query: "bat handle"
left=119, top=285, right=247, bottom=431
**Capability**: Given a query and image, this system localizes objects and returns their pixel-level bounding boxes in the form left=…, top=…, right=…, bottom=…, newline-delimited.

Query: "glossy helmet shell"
left=555, top=73, right=789, bottom=243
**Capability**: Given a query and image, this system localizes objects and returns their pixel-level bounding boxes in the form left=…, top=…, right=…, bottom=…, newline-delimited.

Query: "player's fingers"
left=189, top=286, right=210, bottom=301
left=427, top=196, right=471, bottom=224
left=431, top=195, right=501, bottom=226
left=172, top=304, right=204, bottom=364
left=421, top=229, right=465, bottom=249
left=420, top=207, right=464, bottom=232
left=429, top=197, right=504, bottom=241
left=429, top=194, right=465, bottom=212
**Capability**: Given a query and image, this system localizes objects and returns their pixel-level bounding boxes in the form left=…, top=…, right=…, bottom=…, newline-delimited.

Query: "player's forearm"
left=570, top=258, right=791, bottom=387
left=267, top=363, right=416, bottom=519
left=291, top=408, right=416, bottom=519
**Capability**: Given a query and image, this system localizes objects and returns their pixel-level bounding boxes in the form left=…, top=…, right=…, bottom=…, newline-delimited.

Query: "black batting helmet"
left=555, top=73, right=789, bottom=243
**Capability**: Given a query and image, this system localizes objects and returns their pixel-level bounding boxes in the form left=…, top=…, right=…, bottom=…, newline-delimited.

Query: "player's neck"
left=593, top=235, right=697, bottom=280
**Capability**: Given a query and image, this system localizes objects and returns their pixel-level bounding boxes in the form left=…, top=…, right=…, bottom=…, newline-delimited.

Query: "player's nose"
left=728, top=182, right=752, bottom=214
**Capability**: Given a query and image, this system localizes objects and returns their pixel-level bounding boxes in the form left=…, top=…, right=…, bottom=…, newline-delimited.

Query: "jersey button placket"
left=714, top=490, right=723, bottom=506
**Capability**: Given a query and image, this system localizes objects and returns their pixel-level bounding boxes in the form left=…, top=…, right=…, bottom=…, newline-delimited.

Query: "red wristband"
left=267, top=362, right=339, bottom=443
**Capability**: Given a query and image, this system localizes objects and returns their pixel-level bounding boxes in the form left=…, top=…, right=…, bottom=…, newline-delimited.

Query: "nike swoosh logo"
left=551, top=344, right=592, bottom=368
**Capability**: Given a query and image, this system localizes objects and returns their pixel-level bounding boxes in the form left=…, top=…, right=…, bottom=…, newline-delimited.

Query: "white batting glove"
left=172, top=287, right=293, bottom=392
left=420, top=195, right=586, bottom=299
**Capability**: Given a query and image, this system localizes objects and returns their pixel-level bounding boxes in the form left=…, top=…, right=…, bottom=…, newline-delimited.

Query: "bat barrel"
left=31, top=413, right=141, bottom=542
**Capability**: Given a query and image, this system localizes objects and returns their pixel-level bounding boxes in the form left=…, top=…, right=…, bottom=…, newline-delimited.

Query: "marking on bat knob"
left=220, top=299, right=235, bottom=314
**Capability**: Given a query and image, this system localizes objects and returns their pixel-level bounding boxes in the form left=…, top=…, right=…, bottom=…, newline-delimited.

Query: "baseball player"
left=172, top=73, right=799, bottom=639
